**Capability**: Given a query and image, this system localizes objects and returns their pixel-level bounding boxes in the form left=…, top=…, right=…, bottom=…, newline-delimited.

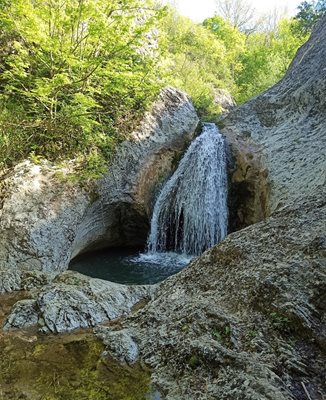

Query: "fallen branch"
left=301, top=382, right=312, bottom=400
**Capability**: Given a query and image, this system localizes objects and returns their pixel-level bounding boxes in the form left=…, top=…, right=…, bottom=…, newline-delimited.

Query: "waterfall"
left=147, top=123, right=228, bottom=256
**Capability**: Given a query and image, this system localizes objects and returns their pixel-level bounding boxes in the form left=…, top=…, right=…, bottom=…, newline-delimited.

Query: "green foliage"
left=0, top=1, right=311, bottom=173
left=159, top=8, right=234, bottom=120
left=0, top=332, right=152, bottom=400
left=212, top=324, right=232, bottom=345
left=269, top=312, right=291, bottom=333
left=187, top=354, right=200, bottom=368
left=203, top=16, right=246, bottom=78
left=294, top=0, right=326, bottom=35
left=235, top=19, right=308, bottom=103
left=0, top=0, right=163, bottom=175
left=202, top=15, right=307, bottom=105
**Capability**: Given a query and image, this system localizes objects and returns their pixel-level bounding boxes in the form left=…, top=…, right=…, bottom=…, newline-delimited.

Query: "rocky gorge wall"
left=0, top=87, right=199, bottom=273
left=224, top=16, right=326, bottom=230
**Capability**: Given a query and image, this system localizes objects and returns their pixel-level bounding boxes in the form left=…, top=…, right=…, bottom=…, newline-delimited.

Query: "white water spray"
left=147, top=123, right=228, bottom=257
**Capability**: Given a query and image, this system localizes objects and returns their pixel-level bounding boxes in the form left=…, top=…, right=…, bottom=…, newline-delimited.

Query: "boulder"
left=214, top=88, right=236, bottom=114
left=99, top=189, right=326, bottom=400
left=4, top=271, right=154, bottom=333
left=0, top=86, right=199, bottom=273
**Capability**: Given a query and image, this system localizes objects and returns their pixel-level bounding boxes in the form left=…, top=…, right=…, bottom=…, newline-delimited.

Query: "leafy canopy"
left=0, top=0, right=163, bottom=177
left=294, top=0, right=326, bottom=34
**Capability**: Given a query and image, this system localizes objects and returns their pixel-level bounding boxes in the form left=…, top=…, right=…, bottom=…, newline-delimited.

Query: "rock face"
left=0, top=87, right=199, bottom=272
left=98, top=190, right=326, bottom=400
left=0, top=267, right=50, bottom=294
left=4, top=271, right=153, bottom=333
left=71, top=86, right=199, bottom=256
left=214, top=88, right=236, bottom=114
left=0, top=162, right=90, bottom=272
left=224, top=16, right=326, bottom=230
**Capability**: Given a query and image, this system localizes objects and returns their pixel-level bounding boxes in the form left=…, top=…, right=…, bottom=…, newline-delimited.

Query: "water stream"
left=147, top=122, right=228, bottom=256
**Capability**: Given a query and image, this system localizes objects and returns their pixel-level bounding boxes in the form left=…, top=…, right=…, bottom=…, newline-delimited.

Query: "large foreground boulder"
left=0, top=87, right=199, bottom=273
left=98, top=189, right=326, bottom=400
left=225, top=16, right=326, bottom=230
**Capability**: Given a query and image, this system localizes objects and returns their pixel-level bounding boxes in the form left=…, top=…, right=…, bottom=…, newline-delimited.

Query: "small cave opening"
left=68, top=203, right=189, bottom=285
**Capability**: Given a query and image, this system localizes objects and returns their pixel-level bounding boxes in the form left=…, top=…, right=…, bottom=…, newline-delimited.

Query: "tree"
left=235, top=19, right=308, bottom=103
left=294, top=0, right=326, bottom=34
left=0, top=0, right=164, bottom=176
left=214, top=0, right=257, bottom=32
left=160, top=8, right=233, bottom=119
left=203, top=16, right=245, bottom=78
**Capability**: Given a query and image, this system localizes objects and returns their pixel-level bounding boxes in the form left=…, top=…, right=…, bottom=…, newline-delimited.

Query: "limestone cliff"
left=0, top=87, right=199, bottom=272
left=224, top=16, right=326, bottom=230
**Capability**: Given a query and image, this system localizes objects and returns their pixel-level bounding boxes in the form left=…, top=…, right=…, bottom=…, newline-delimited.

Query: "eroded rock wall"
left=224, top=16, right=326, bottom=229
left=0, top=87, right=199, bottom=272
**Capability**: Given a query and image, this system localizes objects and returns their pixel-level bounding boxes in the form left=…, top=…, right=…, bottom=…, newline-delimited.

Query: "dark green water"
left=69, top=248, right=191, bottom=285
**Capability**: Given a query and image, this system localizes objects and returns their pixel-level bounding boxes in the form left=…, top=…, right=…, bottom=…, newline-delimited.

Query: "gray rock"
left=0, top=162, right=90, bottom=273
left=103, top=190, right=326, bottom=400
left=224, top=15, right=326, bottom=228
left=214, top=88, right=236, bottom=113
left=0, top=268, right=21, bottom=293
left=96, top=327, right=139, bottom=364
left=0, top=267, right=51, bottom=293
left=3, top=299, right=39, bottom=330
left=4, top=271, right=154, bottom=333
left=0, top=87, right=199, bottom=272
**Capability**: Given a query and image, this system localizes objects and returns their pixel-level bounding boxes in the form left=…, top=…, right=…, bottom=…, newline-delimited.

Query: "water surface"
left=69, top=248, right=191, bottom=285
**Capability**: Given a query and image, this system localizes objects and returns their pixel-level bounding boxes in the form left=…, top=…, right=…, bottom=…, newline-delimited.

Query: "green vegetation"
left=212, top=324, right=232, bottom=346
left=0, top=0, right=163, bottom=174
left=269, top=312, right=291, bottom=334
left=159, top=10, right=237, bottom=120
left=294, top=0, right=326, bottom=35
left=187, top=354, right=200, bottom=368
left=0, top=331, right=152, bottom=400
left=0, top=0, right=320, bottom=177
left=234, top=19, right=308, bottom=102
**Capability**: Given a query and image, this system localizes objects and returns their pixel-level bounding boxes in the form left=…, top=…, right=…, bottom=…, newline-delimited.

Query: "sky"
left=164, top=0, right=303, bottom=22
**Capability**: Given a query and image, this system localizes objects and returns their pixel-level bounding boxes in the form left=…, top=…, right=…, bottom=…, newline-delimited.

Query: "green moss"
left=0, top=331, right=152, bottom=400
left=212, top=324, right=232, bottom=346
left=187, top=355, right=200, bottom=369
left=269, top=312, right=291, bottom=334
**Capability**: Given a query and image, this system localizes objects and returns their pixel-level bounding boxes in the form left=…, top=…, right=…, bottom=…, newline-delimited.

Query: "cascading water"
left=71, top=123, right=229, bottom=284
left=147, top=123, right=228, bottom=257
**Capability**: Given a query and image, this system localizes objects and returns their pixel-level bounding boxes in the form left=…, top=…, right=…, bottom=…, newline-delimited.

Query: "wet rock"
left=96, top=327, right=139, bottom=364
